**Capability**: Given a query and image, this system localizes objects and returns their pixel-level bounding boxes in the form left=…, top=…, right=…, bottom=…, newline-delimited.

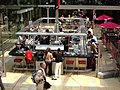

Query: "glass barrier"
left=16, top=17, right=88, bottom=56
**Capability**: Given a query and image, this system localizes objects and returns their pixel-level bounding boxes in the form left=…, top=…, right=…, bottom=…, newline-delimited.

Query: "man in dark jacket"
left=52, top=48, right=63, bottom=80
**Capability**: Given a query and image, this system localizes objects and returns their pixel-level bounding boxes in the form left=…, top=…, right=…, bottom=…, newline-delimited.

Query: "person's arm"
left=43, top=53, right=46, bottom=60
left=50, top=53, right=54, bottom=61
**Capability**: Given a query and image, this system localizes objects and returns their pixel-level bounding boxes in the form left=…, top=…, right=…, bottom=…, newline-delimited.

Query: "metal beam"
left=1, top=5, right=120, bottom=10
left=17, top=8, right=33, bottom=14
left=59, top=5, right=120, bottom=10
left=38, top=5, right=55, bottom=8
left=16, top=32, right=87, bottom=36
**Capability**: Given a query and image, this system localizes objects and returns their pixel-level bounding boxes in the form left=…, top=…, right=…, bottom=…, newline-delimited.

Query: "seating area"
left=64, top=57, right=88, bottom=73
left=13, top=57, right=35, bottom=72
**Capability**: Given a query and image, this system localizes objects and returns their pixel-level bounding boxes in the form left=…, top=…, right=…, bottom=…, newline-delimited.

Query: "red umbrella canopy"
left=98, top=21, right=119, bottom=29
left=116, top=25, right=120, bottom=28
left=95, top=14, right=113, bottom=20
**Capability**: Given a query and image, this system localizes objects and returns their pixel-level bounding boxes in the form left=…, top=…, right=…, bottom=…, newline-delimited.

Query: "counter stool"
left=13, top=58, right=23, bottom=72
left=77, top=59, right=87, bottom=74
left=65, top=60, right=75, bottom=73
left=25, top=59, right=35, bottom=72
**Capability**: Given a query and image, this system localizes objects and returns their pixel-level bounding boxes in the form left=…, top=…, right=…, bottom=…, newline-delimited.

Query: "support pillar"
left=55, top=8, right=59, bottom=33
left=47, top=7, right=49, bottom=23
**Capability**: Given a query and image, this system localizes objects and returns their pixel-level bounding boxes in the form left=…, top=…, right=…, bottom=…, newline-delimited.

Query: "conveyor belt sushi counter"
left=9, top=17, right=99, bottom=72
left=9, top=33, right=96, bottom=72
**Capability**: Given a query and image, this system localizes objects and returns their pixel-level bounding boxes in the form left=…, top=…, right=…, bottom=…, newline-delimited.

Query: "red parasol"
left=95, top=14, right=113, bottom=20
left=98, top=21, right=119, bottom=29
left=116, top=25, right=120, bottom=28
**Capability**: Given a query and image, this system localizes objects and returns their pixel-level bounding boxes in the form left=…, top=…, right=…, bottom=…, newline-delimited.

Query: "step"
left=97, top=70, right=115, bottom=79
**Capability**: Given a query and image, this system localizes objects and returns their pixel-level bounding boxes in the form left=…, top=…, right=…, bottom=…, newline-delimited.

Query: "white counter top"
left=35, top=45, right=64, bottom=50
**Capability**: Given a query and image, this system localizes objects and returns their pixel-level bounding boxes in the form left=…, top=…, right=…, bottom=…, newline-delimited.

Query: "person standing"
left=0, top=60, right=5, bottom=90
left=44, top=48, right=54, bottom=76
left=62, top=36, right=69, bottom=52
left=52, top=48, right=63, bottom=80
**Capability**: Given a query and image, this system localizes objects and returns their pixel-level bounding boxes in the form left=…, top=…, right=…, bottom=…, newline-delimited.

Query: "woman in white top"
left=44, top=48, right=54, bottom=76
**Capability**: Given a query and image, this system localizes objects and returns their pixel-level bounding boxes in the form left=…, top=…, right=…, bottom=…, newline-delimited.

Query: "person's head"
left=47, top=48, right=51, bottom=52
left=57, top=48, right=61, bottom=53
left=26, top=47, right=30, bottom=51
left=59, top=27, right=62, bottom=32
left=88, top=31, right=91, bottom=34
left=65, top=36, right=68, bottom=40
left=40, top=62, right=46, bottom=69
left=46, top=29, right=49, bottom=33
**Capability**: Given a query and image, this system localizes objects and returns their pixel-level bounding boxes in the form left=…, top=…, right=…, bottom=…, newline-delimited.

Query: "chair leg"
left=77, top=67, right=79, bottom=75
left=65, top=66, right=67, bottom=74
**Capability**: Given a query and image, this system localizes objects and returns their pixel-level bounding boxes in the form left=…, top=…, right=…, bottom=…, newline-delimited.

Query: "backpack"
left=31, top=68, right=43, bottom=83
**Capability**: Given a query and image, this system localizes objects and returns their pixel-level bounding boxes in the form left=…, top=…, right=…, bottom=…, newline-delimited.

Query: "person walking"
left=0, top=60, right=5, bottom=90
left=35, top=61, right=47, bottom=90
left=52, top=48, right=63, bottom=80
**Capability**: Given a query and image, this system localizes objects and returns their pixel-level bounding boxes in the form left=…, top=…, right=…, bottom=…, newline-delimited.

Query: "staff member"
left=62, top=36, right=69, bottom=52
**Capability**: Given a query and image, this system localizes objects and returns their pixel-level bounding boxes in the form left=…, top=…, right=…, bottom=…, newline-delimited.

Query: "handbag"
left=44, top=81, right=51, bottom=89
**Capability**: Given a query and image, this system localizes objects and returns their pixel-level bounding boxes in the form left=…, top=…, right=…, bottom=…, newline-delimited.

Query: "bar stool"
left=25, top=59, right=35, bottom=72
left=77, top=58, right=87, bottom=74
left=13, top=58, right=23, bottom=72
left=65, top=60, right=75, bottom=73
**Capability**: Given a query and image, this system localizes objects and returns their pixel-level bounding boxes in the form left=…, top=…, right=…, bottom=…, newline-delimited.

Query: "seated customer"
left=24, top=48, right=33, bottom=65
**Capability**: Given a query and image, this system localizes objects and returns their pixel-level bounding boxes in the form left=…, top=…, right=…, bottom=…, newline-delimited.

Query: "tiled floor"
left=2, top=71, right=120, bottom=90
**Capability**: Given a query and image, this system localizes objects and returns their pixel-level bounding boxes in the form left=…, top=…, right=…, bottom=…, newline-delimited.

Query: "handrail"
left=16, top=32, right=87, bottom=36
